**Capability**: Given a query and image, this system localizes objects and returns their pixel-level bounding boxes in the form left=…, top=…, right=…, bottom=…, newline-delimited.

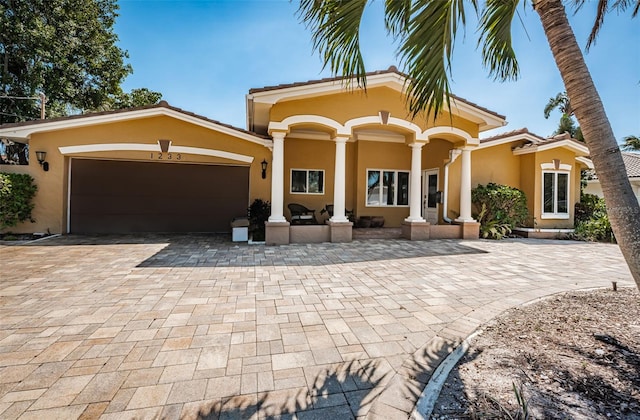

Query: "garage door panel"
left=70, top=159, right=250, bottom=233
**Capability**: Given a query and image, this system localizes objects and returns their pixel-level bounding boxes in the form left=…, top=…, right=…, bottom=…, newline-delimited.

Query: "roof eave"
left=0, top=106, right=270, bottom=147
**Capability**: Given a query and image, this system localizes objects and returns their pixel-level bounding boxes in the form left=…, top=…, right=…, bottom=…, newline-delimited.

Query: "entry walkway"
left=0, top=236, right=633, bottom=419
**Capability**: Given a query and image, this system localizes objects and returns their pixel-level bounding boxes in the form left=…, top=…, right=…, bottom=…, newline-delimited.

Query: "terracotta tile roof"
left=0, top=101, right=270, bottom=139
left=480, top=128, right=545, bottom=144
left=249, top=66, right=506, bottom=120
left=482, top=129, right=589, bottom=154
left=588, top=152, right=640, bottom=179
left=622, top=152, right=640, bottom=178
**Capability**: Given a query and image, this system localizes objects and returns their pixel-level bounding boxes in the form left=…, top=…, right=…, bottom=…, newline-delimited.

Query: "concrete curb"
left=410, top=331, right=479, bottom=419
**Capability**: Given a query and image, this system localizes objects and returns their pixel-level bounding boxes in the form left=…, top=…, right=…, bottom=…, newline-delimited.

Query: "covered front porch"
left=263, top=114, right=480, bottom=245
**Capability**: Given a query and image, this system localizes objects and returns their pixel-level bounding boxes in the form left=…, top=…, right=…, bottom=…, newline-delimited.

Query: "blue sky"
left=116, top=0, right=639, bottom=141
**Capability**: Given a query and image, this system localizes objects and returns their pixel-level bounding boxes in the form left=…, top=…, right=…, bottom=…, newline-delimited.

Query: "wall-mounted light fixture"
left=261, top=159, right=268, bottom=179
left=35, top=151, right=49, bottom=171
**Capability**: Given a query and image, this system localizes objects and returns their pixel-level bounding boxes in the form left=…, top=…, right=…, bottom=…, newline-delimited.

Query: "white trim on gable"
left=250, top=72, right=407, bottom=105
left=513, top=139, right=589, bottom=156
left=475, top=133, right=544, bottom=150
left=0, top=107, right=271, bottom=147
left=58, top=143, right=255, bottom=164
left=250, top=72, right=506, bottom=133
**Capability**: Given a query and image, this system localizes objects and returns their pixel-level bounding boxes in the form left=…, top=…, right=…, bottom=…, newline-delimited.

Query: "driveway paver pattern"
left=0, top=235, right=634, bottom=419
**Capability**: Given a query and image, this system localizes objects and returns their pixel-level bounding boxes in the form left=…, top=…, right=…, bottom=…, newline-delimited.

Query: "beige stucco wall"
left=531, top=148, right=578, bottom=229
left=283, top=137, right=338, bottom=223
left=472, top=143, right=522, bottom=188
left=519, top=153, right=537, bottom=225
left=270, top=86, right=480, bottom=137
left=355, top=140, right=411, bottom=227
left=2, top=115, right=271, bottom=234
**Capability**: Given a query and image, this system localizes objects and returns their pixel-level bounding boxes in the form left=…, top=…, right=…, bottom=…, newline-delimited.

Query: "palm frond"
left=384, top=0, right=412, bottom=37
left=297, top=0, right=369, bottom=89
left=478, top=0, right=520, bottom=81
left=622, top=135, right=640, bottom=151
left=543, top=91, right=572, bottom=118
left=397, top=0, right=476, bottom=119
left=574, top=0, right=639, bottom=50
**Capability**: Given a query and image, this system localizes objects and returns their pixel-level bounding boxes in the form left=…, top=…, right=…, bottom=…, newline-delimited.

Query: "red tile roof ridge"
left=0, top=101, right=270, bottom=139
left=249, top=66, right=505, bottom=120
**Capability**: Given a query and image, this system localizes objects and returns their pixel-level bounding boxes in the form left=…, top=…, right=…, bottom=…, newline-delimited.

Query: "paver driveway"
left=0, top=235, right=634, bottom=419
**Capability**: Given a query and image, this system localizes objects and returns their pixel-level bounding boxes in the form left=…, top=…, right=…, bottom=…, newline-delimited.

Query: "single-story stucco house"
left=584, top=151, right=640, bottom=203
left=0, top=67, right=592, bottom=244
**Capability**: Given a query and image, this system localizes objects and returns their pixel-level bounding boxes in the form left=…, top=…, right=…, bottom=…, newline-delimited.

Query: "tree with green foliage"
left=574, top=193, right=614, bottom=242
left=112, top=88, right=163, bottom=110
left=88, top=88, right=164, bottom=112
left=298, top=0, right=640, bottom=288
left=472, top=183, right=529, bottom=239
left=0, top=0, right=132, bottom=123
left=543, top=91, right=583, bottom=141
left=622, top=135, right=640, bottom=152
left=0, top=173, right=37, bottom=229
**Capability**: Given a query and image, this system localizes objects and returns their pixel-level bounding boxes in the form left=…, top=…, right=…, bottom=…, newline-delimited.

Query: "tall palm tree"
left=544, top=92, right=583, bottom=140
left=298, top=0, right=640, bottom=287
left=622, top=135, right=640, bottom=151
left=544, top=91, right=572, bottom=119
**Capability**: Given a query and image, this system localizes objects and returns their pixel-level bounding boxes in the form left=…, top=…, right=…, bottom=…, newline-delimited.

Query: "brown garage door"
left=70, top=159, right=250, bottom=234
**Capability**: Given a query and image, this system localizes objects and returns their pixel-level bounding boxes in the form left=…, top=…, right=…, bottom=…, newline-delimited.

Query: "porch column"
left=455, top=147, right=475, bottom=222
left=330, top=135, right=349, bottom=222
left=405, top=142, right=426, bottom=222
left=268, top=131, right=287, bottom=222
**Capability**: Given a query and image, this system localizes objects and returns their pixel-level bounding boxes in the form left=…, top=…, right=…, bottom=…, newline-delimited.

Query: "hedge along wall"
left=0, top=172, right=37, bottom=230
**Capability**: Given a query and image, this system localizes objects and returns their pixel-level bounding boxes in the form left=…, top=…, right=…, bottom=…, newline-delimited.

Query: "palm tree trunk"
left=533, top=0, right=640, bottom=287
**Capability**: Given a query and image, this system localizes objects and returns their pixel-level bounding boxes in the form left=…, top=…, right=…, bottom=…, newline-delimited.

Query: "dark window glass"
left=544, top=172, right=555, bottom=213
left=367, top=170, right=380, bottom=205
left=427, top=174, right=438, bottom=208
left=398, top=172, right=409, bottom=205
left=291, top=170, right=307, bottom=193
left=383, top=171, right=395, bottom=205
left=557, top=173, right=568, bottom=213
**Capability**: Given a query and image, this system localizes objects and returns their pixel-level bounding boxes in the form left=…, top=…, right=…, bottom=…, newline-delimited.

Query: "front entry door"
left=422, top=169, right=439, bottom=224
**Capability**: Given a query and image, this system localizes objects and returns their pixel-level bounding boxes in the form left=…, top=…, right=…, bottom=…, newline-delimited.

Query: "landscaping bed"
left=431, top=287, right=640, bottom=419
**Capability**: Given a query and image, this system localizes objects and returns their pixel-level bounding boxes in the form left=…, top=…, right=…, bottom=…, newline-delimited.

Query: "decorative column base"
left=454, top=221, right=480, bottom=239
left=328, top=220, right=353, bottom=243
left=401, top=221, right=431, bottom=241
left=265, top=221, right=290, bottom=245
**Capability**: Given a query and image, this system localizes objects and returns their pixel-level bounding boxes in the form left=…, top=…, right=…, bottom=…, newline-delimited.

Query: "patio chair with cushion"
left=288, top=203, right=318, bottom=225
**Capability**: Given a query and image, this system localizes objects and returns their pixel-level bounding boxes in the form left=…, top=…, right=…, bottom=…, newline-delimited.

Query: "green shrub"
left=248, top=199, right=270, bottom=241
left=574, top=194, right=614, bottom=242
left=472, top=183, right=528, bottom=239
left=0, top=173, right=37, bottom=229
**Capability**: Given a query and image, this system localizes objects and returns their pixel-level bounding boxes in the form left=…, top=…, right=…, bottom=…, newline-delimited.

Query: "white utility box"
left=231, top=217, right=250, bottom=242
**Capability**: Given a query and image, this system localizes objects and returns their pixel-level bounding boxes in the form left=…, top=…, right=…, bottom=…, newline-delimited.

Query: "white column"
left=268, top=131, right=287, bottom=222
left=455, top=147, right=475, bottom=222
left=330, top=136, right=350, bottom=223
left=405, top=142, right=426, bottom=223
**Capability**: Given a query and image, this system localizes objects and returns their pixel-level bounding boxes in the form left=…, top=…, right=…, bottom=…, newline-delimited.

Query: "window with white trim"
left=366, top=169, right=409, bottom=206
left=291, top=169, right=324, bottom=194
left=542, top=171, right=569, bottom=218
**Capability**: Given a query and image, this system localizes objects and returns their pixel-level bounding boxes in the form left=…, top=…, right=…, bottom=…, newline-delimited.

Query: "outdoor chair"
left=320, top=204, right=355, bottom=221
left=288, top=203, right=318, bottom=225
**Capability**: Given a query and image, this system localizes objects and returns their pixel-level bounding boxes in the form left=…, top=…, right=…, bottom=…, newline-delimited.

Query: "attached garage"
left=70, top=159, right=250, bottom=234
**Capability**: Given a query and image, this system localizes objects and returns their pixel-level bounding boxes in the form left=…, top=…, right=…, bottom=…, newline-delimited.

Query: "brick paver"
left=0, top=235, right=633, bottom=419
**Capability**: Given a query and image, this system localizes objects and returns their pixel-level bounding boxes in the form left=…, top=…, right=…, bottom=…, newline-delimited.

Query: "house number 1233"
left=150, top=152, right=181, bottom=160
